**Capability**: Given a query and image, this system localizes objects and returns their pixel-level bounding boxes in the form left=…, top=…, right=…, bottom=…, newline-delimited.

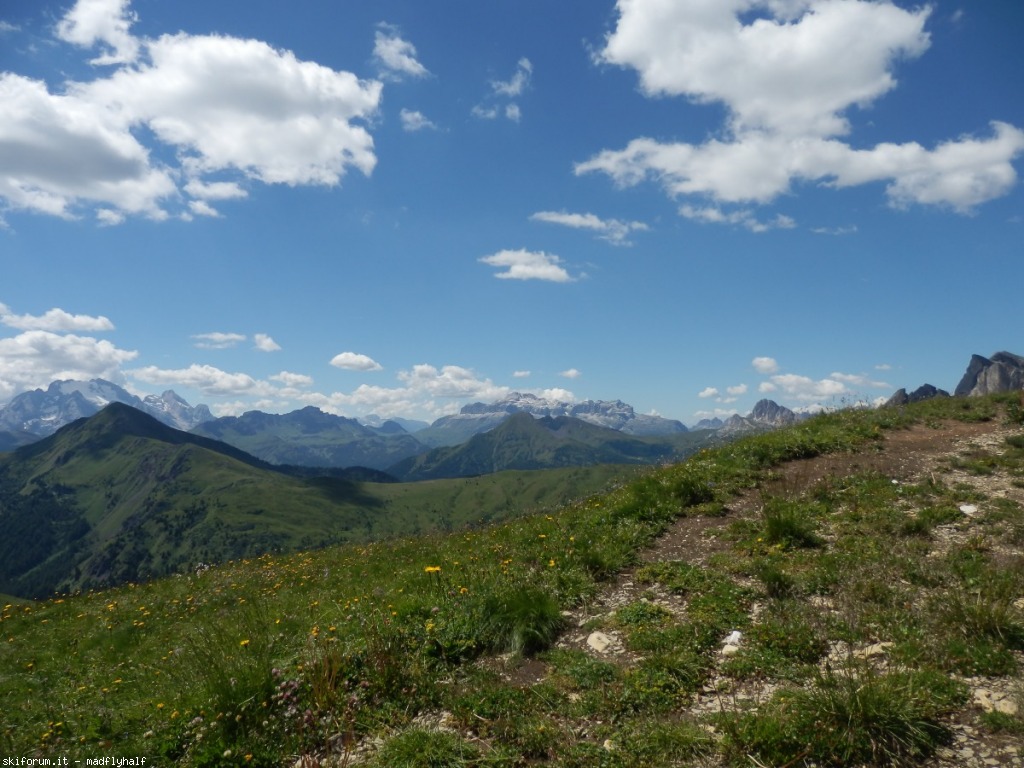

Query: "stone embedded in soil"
left=587, top=631, right=615, bottom=653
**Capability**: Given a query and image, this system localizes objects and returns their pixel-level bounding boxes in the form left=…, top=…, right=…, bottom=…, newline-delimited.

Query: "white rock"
left=721, top=643, right=741, bottom=657
left=723, top=630, right=743, bottom=645
left=587, top=631, right=614, bottom=653
left=959, top=504, right=979, bottom=515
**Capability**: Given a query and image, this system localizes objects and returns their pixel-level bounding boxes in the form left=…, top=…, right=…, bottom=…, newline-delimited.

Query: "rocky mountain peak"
left=954, top=351, right=1024, bottom=397
left=0, top=378, right=213, bottom=437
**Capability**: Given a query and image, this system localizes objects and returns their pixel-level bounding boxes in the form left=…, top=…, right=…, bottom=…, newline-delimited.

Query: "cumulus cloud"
left=752, top=356, right=779, bottom=374
left=270, top=371, right=313, bottom=387
left=0, top=0, right=383, bottom=223
left=0, top=303, right=114, bottom=332
left=56, top=0, right=140, bottom=65
left=400, top=109, right=437, bottom=132
left=300, top=363, right=512, bottom=419
left=253, top=334, right=281, bottom=352
left=192, top=332, right=245, bottom=349
left=727, top=384, right=748, bottom=396
left=0, top=330, right=138, bottom=401
left=331, top=352, right=383, bottom=372
left=559, top=368, right=582, bottom=380
left=397, top=364, right=505, bottom=400
left=479, top=248, right=575, bottom=282
left=578, top=0, right=1024, bottom=219
left=130, top=363, right=266, bottom=396
left=513, top=370, right=531, bottom=378
left=373, top=23, right=429, bottom=80
left=756, top=369, right=889, bottom=404
left=698, top=387, right=719, bottom=398
left=530, top=210, right=649, bottom=245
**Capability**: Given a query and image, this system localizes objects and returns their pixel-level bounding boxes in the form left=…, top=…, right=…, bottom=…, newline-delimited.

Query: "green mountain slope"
left=0, top=404, right=633, bottom=598
left=190, top=406, right=426, bottom=469
left=389, top=412, right=710, bottom=481
left=0, top=404, right=393, bottom=597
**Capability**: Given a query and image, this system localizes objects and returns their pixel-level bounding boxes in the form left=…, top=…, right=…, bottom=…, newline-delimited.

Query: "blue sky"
left=1, top=0, right=1022, bottom=426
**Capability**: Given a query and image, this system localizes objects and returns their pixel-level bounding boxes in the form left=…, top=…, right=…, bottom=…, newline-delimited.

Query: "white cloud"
left=270, top=371, right=313, bottom=387
left=0, top=330, right=138, bottom=401
left=130, top=363, right=266, bottom=396
left=471, top=105, right=499, bottom=120
left=0, top=7, right=383, bottom=223
left=491, top=57, right=532, bottom=97
left=473, top=58, right=532, bottom=122
left=184, top=179, right=247, bottom=200
left=513, top=370, right=531, bottom=378
left=698, top=386, right=719, bottom=398
left=727, top=384, right=748, bottom=396
left=758, top=369, right=889, bottom=404
left=680, top=204, right=795, bottom=233
left=0, top=73, right=178, bottom=220
left=188, top=200, right=221, bottom=218
left=397, top=364, right=506, bottom=400
left=578, top=1, right=1024, bottom=217
left=0, top=303, right=115, bottom=332
left=56, top=0, right=140, bottom=66
left=373, top=24, right=429, bottom=80
left=875, top=363, right=892, bottom=371
left=752, top=356, right=779, bottom=374
left=767, top=373, right=848, bottom=401
left=330, top=352, right=383, bottom=372
left=812, top=225, right=858, bottom=236
left=192, top=332, right=245, bottom=349
left=829, top=371, right=889, bottom=389
left=530, top=210, right=649, bottom=246
left=253, top=333, right=281, bottom=352
left=400, top=109, right=436, bottom=132
left=599, top=0, right=931, bottom=137
left=479, top=248, right=575, bottom=282
left=559, top=368, right=582, bottom=380
left=82, top=33, right=382, bottom=186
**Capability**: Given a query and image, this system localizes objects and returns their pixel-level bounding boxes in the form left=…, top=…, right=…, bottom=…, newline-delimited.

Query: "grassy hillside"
left=1, top=394, right=1022, bottom=766
left=0, top=405, right=629, bottom=598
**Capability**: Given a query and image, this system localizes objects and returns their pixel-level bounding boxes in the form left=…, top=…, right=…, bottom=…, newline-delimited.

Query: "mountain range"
left=0, top=378, right=213, bottom=437
left=412, top=392, right=688, bottom=448
left=389, top=412, right=708, bottom=482
left=190, top=406, right=424, bottom=471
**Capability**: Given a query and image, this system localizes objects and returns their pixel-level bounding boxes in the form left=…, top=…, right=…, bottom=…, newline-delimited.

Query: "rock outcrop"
left=884, top=383, right=950, bottom=407
left=954, top=352, right=1024, bottom=397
